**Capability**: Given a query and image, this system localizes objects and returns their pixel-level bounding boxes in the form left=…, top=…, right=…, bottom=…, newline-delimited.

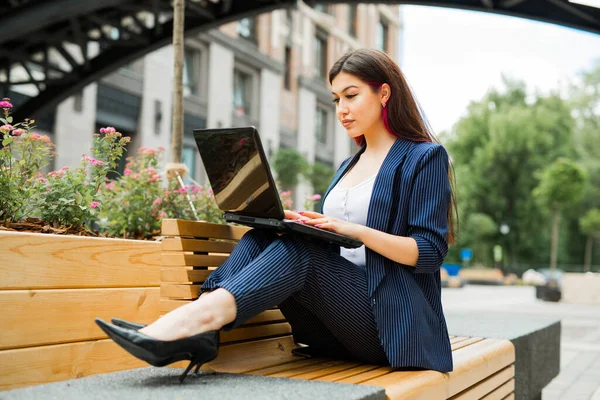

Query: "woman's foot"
left=139, top=288, right=237, bottom=341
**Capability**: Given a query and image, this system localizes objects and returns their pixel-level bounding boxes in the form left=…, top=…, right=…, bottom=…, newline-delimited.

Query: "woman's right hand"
left=284, top=210, right=308, bottom=221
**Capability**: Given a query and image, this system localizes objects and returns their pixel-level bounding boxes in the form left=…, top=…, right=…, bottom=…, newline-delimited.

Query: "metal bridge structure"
left=1, top=0, right=599, bottom=121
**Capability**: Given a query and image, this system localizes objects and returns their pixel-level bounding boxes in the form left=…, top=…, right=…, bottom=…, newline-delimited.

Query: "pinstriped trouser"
left=201, top=228, right=390, bottom=366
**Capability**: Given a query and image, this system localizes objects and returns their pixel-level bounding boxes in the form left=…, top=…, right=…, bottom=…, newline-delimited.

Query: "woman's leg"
left=210, top=234, right=389, bottom=365
left=140, top=232, right=388, bottom=365
left=139, top=228, right=278, bottom=340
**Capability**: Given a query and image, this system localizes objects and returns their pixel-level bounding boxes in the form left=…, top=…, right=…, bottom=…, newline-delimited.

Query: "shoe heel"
left=179, top=357, right=202, bottom=383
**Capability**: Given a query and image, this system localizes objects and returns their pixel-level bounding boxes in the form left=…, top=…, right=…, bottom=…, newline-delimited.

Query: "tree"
left=307, top=161, right=335, bottom=195
left=272, top=148, right=308, bottom=191
left=533, top=158, right=587, bottom=274
left=171, top=0, right=185, bottom=164
left=464, top=213, right=497, bottom=266
left=446, top=78, right=576, bottom=271
left=580, top=209, right=600, bottom=272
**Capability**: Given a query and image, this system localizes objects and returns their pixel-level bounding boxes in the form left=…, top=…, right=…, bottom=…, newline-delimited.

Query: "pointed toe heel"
left=94, top=318, right=219, bottom=382
left=111, top=317, right=146, bottom=330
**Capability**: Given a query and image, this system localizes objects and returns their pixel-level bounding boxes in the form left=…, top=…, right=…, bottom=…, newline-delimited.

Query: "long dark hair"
left=329, top=49, right=458, bottom=244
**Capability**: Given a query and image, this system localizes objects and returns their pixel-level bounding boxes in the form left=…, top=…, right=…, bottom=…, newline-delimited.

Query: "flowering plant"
left=279, top=190, right=322, bottom=212
left=98, top=147, right=224, bottom=239
left=30, top=127, right=130, bottom=229
left=0, top=98, right=55, bottom=222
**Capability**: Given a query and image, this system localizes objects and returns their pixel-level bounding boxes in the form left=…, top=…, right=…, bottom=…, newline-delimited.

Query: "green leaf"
left=2, top=138, right=13, bottom=147
left=75, top=191, right=83, bottom=204
left=6, top=117, right=13, bottom=123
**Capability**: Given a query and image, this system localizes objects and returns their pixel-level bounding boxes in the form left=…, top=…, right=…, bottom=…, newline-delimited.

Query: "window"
left=183, top=49, right=198, bottom=97
left=314, top=31, right=327, bottom=79
left=233, top=69, right=253, bottom=117
left=315, top=106, right=328, bottom=145
left=312, top=3, right=331, bottom=14
left=237, top=17, right=258, bottom=44
left=376, top=19, right=389, bottom=53
left=284, top=45, right=292, bottom=90
left=182, top=145, right=197, bottom=183
left=348, top=5, right=358, bottom=37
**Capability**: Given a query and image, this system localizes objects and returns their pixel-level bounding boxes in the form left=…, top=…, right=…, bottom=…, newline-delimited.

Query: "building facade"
left=42, top=2, right=402, bottom=203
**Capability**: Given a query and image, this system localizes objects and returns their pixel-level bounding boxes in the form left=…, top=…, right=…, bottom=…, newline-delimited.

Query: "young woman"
left=96, top=48, right=458, bottom=382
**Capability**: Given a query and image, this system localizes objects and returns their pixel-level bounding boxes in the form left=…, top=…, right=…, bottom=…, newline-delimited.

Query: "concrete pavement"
left=442, top=285, right=600, bottom=400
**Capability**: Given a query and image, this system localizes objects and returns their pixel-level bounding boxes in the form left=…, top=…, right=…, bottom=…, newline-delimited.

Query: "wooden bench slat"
left=160, top=268, right=212, bottom=283
left=246, top=358, right=327, bottom=376
left=206, top=336, right=299, bottom=373
left=451, top=337, right=484, bottom=351
left=480, top=379, right=514, bottom=400
left=357, top=339, right=514, bottom=400
left=449, top=365, right=514, bottom=400
left=269, top=359, right=348, bottom=378
left=0, top=288, right=160, bottom=350
left=161, top=219, right=250, bottom=240
left=450, top=336, right=470, bottom=344
left=162, top=237, right=237, bottom=253
left=0, top=232, right=161, bottom=290
left=162, top=254, right=229, bottom=267
left=160, top=284, right=200, bottom=299
left=0, top=339, right=149, bottom=391
left=500, top=394, right=515, bottom=400
left=290, top=361, right=362, bottom=380
left=221, top=323, right=292, bottom=343
left=445, top=339, right=515, bottom=398
left=335, top=366, right=394, bottom=384
left=314, top=364, right=381, bottom=382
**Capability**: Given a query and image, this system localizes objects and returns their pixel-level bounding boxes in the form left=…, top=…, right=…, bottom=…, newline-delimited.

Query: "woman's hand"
left=295, top=211, right=364, bottom=240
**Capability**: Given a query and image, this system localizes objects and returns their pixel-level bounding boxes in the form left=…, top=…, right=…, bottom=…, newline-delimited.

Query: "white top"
left=322, top=174, right=376, bottom=267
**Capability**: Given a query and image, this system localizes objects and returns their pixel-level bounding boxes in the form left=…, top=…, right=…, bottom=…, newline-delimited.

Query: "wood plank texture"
left=160, top=268, right=212, bottom=283
left=161, top=237, right=237, bottom=253
left=161, top=253, right=229, bottom=267
left=480, top=379, right=514, bottom=400
left=0, top=232, right=162, bottom=289
left=0, top=339, right=149, bottom=391
left=0, top=288, right=160, bottom=350
left=449, top=365, right=515, bottom=400
left=221, top=323, right=292, bottom=343
left=161, top=219, right=250, bottom=240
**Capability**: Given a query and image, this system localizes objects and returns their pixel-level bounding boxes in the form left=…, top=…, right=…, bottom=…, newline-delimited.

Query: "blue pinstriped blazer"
left=321, top=138, right=453, bottom=372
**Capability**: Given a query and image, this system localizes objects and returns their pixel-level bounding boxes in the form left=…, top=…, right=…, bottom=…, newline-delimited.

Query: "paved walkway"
left=442, top=285, right=600, bottom=400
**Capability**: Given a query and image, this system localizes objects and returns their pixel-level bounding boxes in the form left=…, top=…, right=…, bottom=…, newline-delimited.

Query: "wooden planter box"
left=0, top=231, right=162, bottom=390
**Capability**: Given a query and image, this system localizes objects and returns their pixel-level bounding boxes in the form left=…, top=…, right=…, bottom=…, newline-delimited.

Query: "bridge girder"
left=1, top=0, right=599, bottom=121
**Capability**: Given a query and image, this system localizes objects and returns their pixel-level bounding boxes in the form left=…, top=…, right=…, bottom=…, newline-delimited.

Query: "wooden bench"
left=161, top=219, right=517, bottom=400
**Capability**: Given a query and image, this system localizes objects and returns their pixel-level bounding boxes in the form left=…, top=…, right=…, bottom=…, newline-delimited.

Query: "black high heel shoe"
left=95, top=318, right=219, bottom=383
left=111, top=317, right=146, bottom=330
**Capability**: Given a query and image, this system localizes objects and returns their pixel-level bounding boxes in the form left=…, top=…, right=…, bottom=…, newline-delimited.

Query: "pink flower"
left=0, top=100, right=13, bottom=109
left=145, top=167, right=157, bottom=175
left=152, top=198, right=163, bottom=206
left=12, top=128, right=24, bottom=136
left=39, top=135, right=51, bottom=144
left=105, top=182, right=115, bottom=190
left=281, top=190, right=292, bottom=197
left=148, top=174, right=160, bottom=183
left=60, top=166, right=69, bottom=171
left=158, top=212, right=168, bottom=219
left=90, top=201, right=100, bottom=209
left=0, top=124, right=14, bottom=132
left=124, top=169, right=132, bottom=176
left=158, top=146, right=165, bottom=152
left=309, top=194, right=322, bottom=201
left=37, top=177, right=48, bottom=183
left=29, top=133, right=41, bottom=141
left=284, top=199, right=293, bottom=208
left=133, top=173, right=140, bottom=179
left=100, top=126, right=116, bottom=134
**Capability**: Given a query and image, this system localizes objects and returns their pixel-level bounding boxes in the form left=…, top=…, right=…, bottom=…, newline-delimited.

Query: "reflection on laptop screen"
left=194, top=127, right=283, bottom=219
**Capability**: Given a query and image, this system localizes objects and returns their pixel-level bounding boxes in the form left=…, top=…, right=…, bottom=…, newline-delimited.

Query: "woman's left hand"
left=297, top=211, right=364, bottom=240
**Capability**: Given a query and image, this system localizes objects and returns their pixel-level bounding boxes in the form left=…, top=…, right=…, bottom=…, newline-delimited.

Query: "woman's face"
left=331, top=72, right=387, bottom=140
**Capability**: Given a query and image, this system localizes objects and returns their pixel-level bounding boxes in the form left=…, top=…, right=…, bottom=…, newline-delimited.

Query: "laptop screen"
left=193, top=127, right=284, bottom=219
